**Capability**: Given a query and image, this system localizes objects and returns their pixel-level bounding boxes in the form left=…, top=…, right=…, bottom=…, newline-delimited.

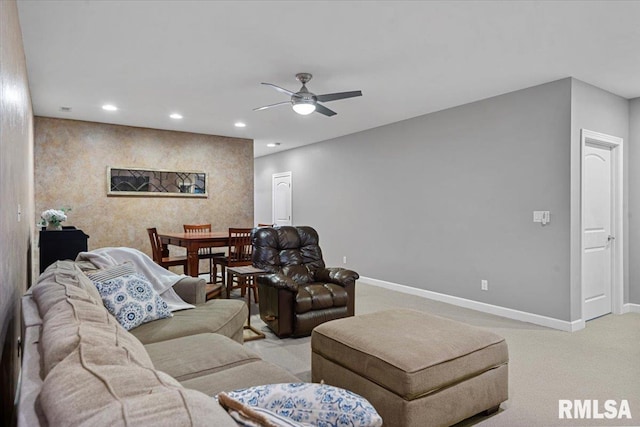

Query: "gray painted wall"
left=256, top=79, right=573, bottom=320
left=569, top=79, right=630, bottom=320
left=630, top=98, right=640, bottom=304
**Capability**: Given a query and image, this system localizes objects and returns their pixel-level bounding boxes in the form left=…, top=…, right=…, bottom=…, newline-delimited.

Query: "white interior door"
left=582, top=143, right=613, bottom=320
left=272, top=172, right=292, bottom=226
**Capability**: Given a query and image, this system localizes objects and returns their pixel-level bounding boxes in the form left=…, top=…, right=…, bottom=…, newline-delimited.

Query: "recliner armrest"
left=172, top=276, right=206, bottom=305
left=314, top=268, right=359, bottom=287
left=258, top=273, right=299, bottom=292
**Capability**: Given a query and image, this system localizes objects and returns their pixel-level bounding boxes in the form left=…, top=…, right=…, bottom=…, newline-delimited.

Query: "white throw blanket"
left=76, top=247, right=194, bottom=312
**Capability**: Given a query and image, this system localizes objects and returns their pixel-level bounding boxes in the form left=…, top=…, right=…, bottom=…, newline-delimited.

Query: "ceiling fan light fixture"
left=255, top=73, right=361, bottom=117
left=292, top=102, right=316, bottom=115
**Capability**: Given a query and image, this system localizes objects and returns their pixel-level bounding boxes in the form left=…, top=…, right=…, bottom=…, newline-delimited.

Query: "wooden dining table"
left=157, top=231, right=229, bottom=277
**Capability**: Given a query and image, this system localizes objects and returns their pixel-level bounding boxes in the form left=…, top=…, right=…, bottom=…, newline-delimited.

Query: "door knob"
left=608, top=235, right=615, bottom=242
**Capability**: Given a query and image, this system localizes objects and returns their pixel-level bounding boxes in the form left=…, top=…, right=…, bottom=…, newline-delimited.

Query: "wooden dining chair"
left=146, top=227, right=187, bottom=272
left=214, top=228, right=257, bottom=302
left=183, top=224, right=225, bottom=282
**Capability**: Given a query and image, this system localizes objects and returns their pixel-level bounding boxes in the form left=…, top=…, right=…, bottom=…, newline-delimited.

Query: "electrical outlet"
left=481, top=280, right=488, bottom=291
left=343, top=256, right=347, bottom=264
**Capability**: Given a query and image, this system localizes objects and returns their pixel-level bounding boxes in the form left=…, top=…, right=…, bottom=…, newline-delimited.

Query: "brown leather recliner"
left=252, top=226, right=358, bottom=338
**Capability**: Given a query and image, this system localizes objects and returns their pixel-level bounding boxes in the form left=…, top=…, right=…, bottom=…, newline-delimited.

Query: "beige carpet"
left=237, top=280, right=640, bottom=427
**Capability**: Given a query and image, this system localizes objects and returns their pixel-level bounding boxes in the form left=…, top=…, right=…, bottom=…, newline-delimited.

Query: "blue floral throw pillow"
left=90, top=271, right=172, bottom=330
left=217, top=382, right=383, bottom=427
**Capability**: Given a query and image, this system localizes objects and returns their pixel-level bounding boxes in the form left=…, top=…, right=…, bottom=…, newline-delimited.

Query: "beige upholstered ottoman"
left=311, top=309, right=508, bottom=427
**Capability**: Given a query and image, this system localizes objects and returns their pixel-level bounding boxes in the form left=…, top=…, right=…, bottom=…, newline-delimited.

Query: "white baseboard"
left=622, top=303, right=640, bottom=313
left=360, top=276, right=584, bottom=332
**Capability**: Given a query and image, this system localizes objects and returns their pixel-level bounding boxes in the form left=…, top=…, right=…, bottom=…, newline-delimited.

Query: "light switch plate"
left=533, top=211, right=550, bottom=224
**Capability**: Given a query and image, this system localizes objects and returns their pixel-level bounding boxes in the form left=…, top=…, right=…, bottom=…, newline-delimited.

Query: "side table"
left=225, top=265, right=267, bottom=341
left=39, top=227, right=90, bottom=273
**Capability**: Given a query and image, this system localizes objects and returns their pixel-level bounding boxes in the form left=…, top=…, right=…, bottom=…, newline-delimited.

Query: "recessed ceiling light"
left=102, top=104, right=118, bottom=111
left=234, top=122, right=246, bottom=128
left=170, top=113, right=183, bottom=119
left=267, top=142, right=281, bottom=148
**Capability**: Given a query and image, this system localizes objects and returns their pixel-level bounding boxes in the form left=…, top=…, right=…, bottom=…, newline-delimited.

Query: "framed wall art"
left=107, top=167, right=207, bottom=198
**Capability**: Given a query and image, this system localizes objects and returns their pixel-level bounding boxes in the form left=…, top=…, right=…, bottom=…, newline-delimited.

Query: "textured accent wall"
left=34, top=118, right=253, bottom=268
left=0, top=0, right=35, bottom=423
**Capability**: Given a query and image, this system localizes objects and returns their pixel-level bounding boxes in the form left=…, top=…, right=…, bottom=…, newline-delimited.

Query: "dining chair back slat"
left=147, top=227, right=164, bottom=263
left=183, top=224, right=211, bottom=233
left=183, top=224, right=224, bottom=298
left=228, top=228, right=253, bottom=267
left=216, top=227, right=258, bottom=302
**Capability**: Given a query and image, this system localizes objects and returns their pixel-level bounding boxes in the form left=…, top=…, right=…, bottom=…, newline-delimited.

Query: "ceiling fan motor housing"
left=292, top=76, right=317, bottom=108
left=292, top=91, right=317, bottom=104
left=295, top=72, right=313, bottom=84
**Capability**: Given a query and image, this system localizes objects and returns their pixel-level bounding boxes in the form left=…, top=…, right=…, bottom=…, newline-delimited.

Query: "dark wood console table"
left=38, top=226, right=89, bottom=273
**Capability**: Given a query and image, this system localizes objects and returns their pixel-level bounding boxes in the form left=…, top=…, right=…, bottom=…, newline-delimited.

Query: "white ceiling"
left=17, top=1, right=640, bottom=158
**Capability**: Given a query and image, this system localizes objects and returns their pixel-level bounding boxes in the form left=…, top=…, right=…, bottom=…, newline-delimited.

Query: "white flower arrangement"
left=40, top=208, right=70, bottom=228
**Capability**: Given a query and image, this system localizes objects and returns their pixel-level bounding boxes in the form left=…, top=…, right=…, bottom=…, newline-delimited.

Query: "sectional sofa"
left=18, top=260, right=299, bottom=426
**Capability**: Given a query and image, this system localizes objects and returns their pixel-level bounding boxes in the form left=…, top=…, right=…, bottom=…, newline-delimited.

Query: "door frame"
left=580, top=129, right=623, bottom=319
left=272, top=171, right=292, bottom=226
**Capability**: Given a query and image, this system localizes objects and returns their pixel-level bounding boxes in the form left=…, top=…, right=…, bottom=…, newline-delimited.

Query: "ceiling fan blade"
left=253, top=101, right=291, bottom=111
left=314, top=103, right=337, bottom=117
left=261, top=82, right=296, bottom=96
left=316, top=90, right=362, bottom=103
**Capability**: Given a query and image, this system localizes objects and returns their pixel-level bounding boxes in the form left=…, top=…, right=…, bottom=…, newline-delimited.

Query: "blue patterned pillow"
left=217, top=382, right=382, bottom=427
left=90, top=272, right=172, bottom=330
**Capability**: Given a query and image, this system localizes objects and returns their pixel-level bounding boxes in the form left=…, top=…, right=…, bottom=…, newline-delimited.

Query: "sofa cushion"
left=38, top=260, right=103, bottom=304
left=39, top=344, right=236, bottom=427
left=32, top=276, right=97, bottom=315
left=32, top=269, right=103, bottom=318
left=129, top=299, right=247, bottom=345
left=172, top=276, right=206, bottom=305
left=144, top=333, right=261, bottom=382
left=181, top=361, right=300, bottom=397
left=90, top=270, right=172, bottom=331
left=41, top=297, right=153, bottom=376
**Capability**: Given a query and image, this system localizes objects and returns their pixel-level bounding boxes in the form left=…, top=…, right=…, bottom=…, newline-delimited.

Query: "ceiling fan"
left=253, top=73, right=362, bottom=117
